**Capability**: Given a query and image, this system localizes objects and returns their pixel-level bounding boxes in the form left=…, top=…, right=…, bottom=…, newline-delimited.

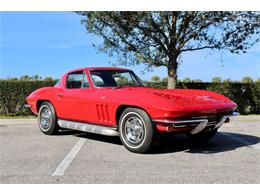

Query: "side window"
left=66, top=71, right=90, bottom=89
left=66, top=72, right=83, bottom=89
left=91, top=75, right=105, bottom=87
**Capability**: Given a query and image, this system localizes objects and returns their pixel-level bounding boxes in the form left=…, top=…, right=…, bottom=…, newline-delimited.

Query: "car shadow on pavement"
left=57, top=129, right=259, bottom=154
left=56, top=129, right=86, bottom=136
left=149, top=132, right=260, bottom=154
left=75, top=132, right=122, bottom=145
left=56, top=129, right=122, bottom=144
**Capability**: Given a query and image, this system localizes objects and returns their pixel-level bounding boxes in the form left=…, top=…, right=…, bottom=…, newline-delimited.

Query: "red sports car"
left=26, top=67, right=238, bottom=153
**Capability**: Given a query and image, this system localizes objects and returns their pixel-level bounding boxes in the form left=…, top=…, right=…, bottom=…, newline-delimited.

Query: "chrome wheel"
left=39, top=105, right=52, bottom=131
left=119, top=108, right=155, bottom=153
left=124, top=116, right=145, bottom=145
left=38, top=102, right=59, bottom=135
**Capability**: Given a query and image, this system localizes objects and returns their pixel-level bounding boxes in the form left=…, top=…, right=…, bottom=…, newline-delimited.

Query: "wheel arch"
left=36, top=99, right=54, bottom=112
left=115, top=105, right=150, bottom=126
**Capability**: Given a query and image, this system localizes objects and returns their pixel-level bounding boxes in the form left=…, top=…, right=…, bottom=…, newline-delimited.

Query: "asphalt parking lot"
left=0, top=116, right=260, bottom=183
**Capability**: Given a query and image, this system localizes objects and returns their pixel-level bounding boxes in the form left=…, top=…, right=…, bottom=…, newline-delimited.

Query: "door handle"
left=57, top=93, right=63, bottom=97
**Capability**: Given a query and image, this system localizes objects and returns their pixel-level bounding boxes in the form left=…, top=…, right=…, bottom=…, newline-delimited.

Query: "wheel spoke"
left=124, top=115, right=144, bottom=145
left=40, top=106, right=51, bottom=130
left=125, top=121, right=131, bottom=129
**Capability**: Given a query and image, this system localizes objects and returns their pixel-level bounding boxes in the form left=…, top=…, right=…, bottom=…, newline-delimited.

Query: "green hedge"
left=0, top=80, right=259, bottom=116
left=0, top=81, right=56, bottom=116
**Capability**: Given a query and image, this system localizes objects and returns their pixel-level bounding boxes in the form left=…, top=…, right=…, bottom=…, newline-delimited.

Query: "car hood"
left=115, top=86, right=237, bottom=112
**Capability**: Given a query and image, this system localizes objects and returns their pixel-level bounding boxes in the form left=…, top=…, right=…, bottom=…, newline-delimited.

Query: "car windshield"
left=90, top=70, right=145, bottom=88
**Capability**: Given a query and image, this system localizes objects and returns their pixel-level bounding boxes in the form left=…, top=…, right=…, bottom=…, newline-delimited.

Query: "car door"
left=56, top=70, right=93, bottom=122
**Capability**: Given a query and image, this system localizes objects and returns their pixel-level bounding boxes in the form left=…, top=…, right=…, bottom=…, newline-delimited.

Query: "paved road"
left=0, top=116, right=260, bottom=183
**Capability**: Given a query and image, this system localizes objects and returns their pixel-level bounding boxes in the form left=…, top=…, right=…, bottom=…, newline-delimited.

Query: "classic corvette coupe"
left=26, top=67, right=238, bottom=153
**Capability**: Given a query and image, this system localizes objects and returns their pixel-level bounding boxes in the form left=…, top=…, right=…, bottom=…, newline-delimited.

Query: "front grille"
left=190, top=115, right=223, bottom=126
left=171, top=115, right=223, bottom=128
left=154, top=114, right=228, bottom=130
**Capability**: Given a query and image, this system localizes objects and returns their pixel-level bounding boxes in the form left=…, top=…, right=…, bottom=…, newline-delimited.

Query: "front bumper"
left=23, top=104, right=31, bottom=108
left=153, top=112, right=240, bottom=134
left=23, top=103, right=37, bottom=115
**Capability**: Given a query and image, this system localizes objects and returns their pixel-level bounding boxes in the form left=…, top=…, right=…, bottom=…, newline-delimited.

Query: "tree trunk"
left=167, top=53, right=178, bottom=89
left=167, top=65, right=177, bottom=89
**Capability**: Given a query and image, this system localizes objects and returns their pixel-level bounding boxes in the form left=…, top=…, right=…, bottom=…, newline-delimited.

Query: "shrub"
left=0, top=80, right=259, bottom=116
left=0, top=80, right=56, bottom=116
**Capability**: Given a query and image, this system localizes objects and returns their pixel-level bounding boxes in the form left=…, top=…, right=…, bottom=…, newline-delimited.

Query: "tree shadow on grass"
left=57, top=129, right=260, bottom=154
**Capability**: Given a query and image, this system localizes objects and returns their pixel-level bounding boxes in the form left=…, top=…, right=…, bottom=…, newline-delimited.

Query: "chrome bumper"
left=23, top=104, right=31, bottom=108
left=154, top=112, right=240, bottom=134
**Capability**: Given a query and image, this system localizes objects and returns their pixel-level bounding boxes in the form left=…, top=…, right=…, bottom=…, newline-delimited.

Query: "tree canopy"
left=151, top=75, right=160, bottom=82
left=212, top=77, right=222, bottom=83
left=77, top=11, right=260, bottom=89
left=241, top=76, right=254, bottom=83
left=182, top=77, right=191, bottom=83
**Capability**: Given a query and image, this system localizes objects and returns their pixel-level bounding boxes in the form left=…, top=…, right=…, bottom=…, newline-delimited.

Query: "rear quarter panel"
left=26, top=87, right=60, bottom=115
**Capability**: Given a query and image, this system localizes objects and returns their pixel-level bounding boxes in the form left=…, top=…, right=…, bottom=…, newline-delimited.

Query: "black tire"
left=188, top=128, right=218, bottom=143
left=118, top=108, right=156, bottom=153
left=38, top=101, right=59, bottom=135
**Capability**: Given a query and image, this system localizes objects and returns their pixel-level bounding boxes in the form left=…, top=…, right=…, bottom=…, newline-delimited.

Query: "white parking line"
left=52, top=138, right=86, bottom=176
left=222, top=132, right=260, bottom=150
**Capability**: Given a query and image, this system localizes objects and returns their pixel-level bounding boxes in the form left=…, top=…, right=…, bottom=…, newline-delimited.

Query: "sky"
left=0, top=11, right=260, bottom=81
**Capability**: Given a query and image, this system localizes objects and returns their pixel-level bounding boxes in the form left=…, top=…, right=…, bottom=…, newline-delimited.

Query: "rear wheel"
left=118, top=108, right=156, bottom=153
left=38, top=101, right=59, bottom=135
left=188, top=128, right=218, bottom=143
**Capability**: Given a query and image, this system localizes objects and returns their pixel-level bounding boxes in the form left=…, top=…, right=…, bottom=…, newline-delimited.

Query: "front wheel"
left=118, top=108, right=156, bottom=153
left=38, top=101, right=59, bottom=135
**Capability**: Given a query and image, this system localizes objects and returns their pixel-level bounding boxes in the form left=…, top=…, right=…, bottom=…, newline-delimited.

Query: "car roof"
left=67, top=67, right=130, bottom=74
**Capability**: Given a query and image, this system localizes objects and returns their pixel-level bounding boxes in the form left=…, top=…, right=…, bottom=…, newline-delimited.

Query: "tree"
left=77, top=11, right=260, bottom=89
left=182, top=77, right=191, bottom=83
left=192, top=79, right=203, bottom=83
left=44, top=77, right=54, bottom=81
left=223, top=78, right=232, bottom=83
left=241, top=76, right=254, bottom=83
left=20, top=75, right=30, bottom=81
left=212, top=77, right=222, bottom=83
left=32, top=75, right=41, bottom=81
left=7, top=77, right=18, bottom=81
left=151, top=75, right=160, bottom=82
left=162, top=77, right=168, bottom=82
left=256, top=78, right=260, bottom=83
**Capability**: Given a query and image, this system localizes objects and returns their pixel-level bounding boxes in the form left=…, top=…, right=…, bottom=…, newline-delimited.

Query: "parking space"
left=0, top=116, right=260, bottom=183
